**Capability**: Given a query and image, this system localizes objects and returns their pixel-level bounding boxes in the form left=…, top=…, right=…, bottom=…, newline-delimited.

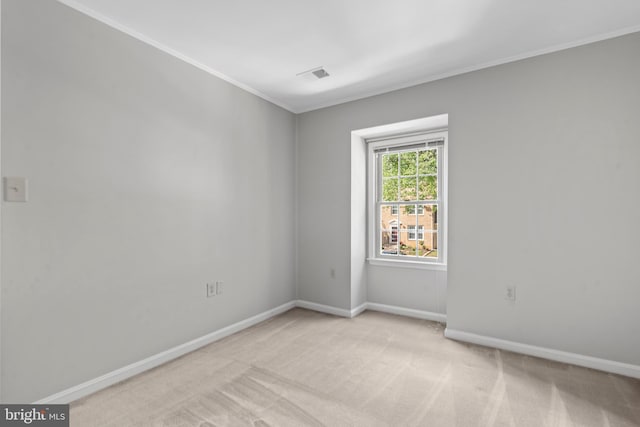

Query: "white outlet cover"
left=207, top=283, right=216, bottom=297
left=506, top=286, right=516, bottom=301
left=4, top=177, right=28, bottom=202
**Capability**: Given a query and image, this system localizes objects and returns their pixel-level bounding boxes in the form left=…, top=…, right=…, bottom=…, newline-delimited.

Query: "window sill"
left=366, top=258, right=447, bottom=271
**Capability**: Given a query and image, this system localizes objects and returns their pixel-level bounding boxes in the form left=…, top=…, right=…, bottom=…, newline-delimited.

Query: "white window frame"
left=367, top=129, right=448, bottom=269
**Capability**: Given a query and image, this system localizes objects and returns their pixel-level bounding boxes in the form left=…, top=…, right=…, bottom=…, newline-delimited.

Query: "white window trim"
left=366, top=129, right=448, bottom=269
left=368, top=257, right=448, bottom=271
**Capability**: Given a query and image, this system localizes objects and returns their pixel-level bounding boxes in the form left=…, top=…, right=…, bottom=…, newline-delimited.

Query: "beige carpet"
left=71, top=308, right=640, bottom=426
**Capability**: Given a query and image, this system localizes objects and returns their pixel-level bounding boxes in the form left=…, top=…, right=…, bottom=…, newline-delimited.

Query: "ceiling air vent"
left=312, top=68, right=330, bottom=79
left=297, top=66, right=330, bottom=79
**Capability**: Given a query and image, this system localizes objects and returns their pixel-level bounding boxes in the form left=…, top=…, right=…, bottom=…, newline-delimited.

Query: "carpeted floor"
left=71, top=308, right=640, bottom=426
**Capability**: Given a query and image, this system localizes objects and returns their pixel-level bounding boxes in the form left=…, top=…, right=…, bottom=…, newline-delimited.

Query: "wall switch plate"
left=4, top=177, right=28, bottom=202
left=207, top=283, right=216, bottom=298
left=216, top=281, right=224, bottom=295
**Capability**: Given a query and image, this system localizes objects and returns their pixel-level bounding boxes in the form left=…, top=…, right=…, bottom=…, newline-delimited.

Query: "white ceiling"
left=58, top=0, right=640, bottom=113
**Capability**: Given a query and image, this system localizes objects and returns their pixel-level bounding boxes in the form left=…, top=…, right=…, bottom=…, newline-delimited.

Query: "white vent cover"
left=297, top=66, right=330, bottom=79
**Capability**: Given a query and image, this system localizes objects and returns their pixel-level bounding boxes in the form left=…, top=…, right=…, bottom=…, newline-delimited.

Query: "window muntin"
left=370, top=131, right=446, bottom=264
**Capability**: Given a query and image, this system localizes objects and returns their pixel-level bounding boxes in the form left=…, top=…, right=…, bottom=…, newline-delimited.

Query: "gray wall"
left=1, top=0, right=296, bottom=402
left=297, top=32, right=640, bottom=365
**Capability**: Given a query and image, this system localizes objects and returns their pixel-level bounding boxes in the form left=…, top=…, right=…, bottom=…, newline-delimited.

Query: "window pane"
left=380, top=205, right=398, bottom=230
left=381, top=232, right=397, bottom=255
left=400, top=151, right=417, bottom=175
left=382, top=153, right=398, bottom=177
left=398, top=229, right=415, bottom=257
left=382, top=178, right=398, bottom=201
left=399, top=177, right=417, bottom=201
left=381, top=221, right=398, bottom=255
left=420, top=205, right=437, bottom=231
left=400, top=205, right=419, bottom=235
left=418, top=176, right=437, bottom=200
left=420, top=232, right=438, bottom=258
left=402, top=204, right=415, bottom=215
left=418, top=149, right=437, bottom=174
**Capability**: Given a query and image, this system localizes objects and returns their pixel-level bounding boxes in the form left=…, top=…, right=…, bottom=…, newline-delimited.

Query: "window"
left=367, top=130, right=447, bottom=265
left=408, top=225, right=424, bottom=241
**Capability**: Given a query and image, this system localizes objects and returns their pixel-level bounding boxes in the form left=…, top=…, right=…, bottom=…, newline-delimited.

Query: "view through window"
left=369, top=130, right=446, bottom=264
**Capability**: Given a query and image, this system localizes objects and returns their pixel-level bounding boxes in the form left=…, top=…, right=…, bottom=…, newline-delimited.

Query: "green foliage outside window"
left=382, top=149, right=437, bottom=201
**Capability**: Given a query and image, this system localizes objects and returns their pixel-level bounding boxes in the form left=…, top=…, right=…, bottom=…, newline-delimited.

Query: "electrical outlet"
left=206, top=283, right=216, bottom=298
left=216, top=281, right=224, bottom=295
left=506, top=286, right=516, bottom=302
left=4, top=177, right=28, bottom=202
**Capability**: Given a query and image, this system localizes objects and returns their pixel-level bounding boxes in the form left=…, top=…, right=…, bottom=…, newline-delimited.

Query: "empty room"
left=1, top=0, right=640, bottom=426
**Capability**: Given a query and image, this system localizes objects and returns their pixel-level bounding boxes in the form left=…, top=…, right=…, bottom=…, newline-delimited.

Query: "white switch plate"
left=4, top=177, right=28, bottom=202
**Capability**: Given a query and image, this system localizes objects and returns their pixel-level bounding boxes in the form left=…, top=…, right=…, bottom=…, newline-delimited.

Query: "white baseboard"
left=295, top=300, right=445, bottom=323
left=295, top=300, right=353, bottom=318
left=34, top=301, right=296, bottom=404
left=350, top=302, right=368, bottom=318
left=35, top=300, right=638, bottom=405
left=366, top=302, right=447, bottom=323
left=35, top=299, right=370, bottom=404
left=444, top=328, right=640, bottom=379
